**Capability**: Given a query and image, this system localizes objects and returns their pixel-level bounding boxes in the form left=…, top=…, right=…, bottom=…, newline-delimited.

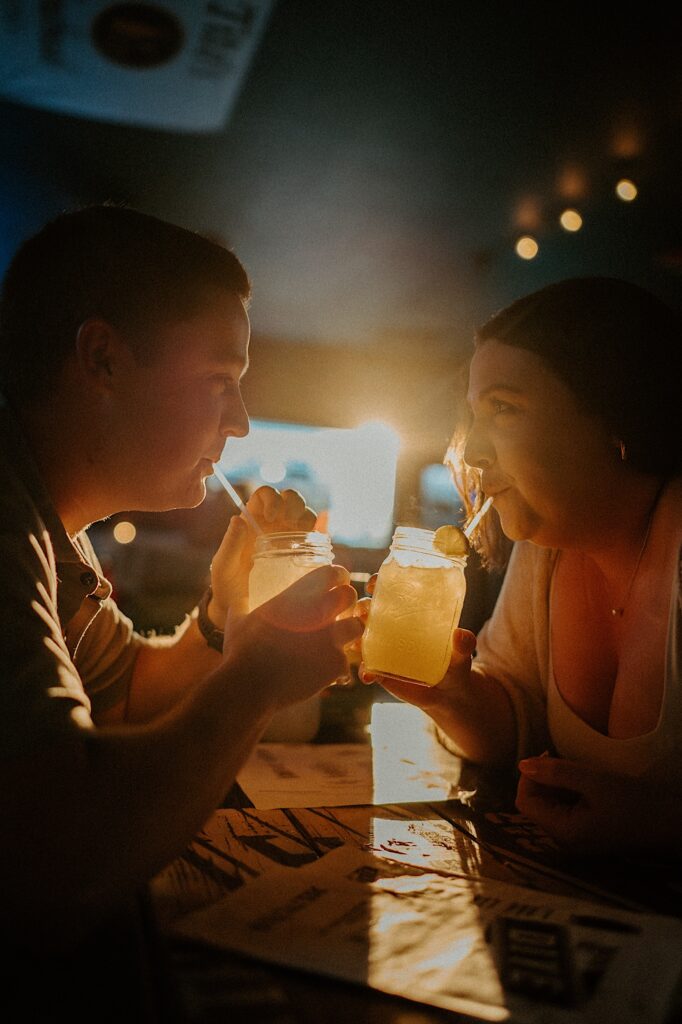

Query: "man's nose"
left=221, top=393, right=249, bottom=439
left=463, top=419, right=494, bottom=469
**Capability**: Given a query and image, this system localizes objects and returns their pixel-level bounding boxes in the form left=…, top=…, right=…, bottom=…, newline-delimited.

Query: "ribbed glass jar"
left=362, top=526, right=466, bottom=686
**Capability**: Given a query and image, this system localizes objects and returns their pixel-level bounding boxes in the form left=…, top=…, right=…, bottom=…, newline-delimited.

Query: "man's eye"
left=491, top=399, right=514, bottom=415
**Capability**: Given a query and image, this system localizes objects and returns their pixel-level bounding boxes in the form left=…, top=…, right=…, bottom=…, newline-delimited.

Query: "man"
left=0, top=205, right=360, bottom=961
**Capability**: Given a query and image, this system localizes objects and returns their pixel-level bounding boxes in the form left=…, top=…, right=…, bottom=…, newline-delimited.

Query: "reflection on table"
left=147, top=697, right=682, bottom=1024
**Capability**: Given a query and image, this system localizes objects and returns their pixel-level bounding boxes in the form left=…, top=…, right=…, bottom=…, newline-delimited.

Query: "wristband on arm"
left=196, top=586, right=225, bottom=653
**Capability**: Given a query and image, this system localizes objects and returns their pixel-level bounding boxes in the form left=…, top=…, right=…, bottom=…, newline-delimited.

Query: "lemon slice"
left=433, top=524, right=469, bottom=558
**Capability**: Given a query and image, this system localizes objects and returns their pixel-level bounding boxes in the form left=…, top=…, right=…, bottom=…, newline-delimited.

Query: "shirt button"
left=80, top=571, right=97, bottom=590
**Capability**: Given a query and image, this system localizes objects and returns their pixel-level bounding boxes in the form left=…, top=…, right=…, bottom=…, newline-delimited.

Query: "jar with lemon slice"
left=361, top=524, right=469, bottom=686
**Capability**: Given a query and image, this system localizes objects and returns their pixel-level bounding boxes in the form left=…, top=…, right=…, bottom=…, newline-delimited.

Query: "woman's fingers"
left=450, top=628, right=476, bottom=665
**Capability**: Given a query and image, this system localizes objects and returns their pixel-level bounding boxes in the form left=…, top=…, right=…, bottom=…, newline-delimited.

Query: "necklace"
left=609, top=482, right=665, bottom=617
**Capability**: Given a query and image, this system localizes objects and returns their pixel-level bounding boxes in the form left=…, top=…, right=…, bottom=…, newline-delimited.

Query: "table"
left=145, top=692, right=682, bottom=1024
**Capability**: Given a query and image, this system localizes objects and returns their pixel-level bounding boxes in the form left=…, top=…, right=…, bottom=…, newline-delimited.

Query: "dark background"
left=0, top=0, right=679, bottom=634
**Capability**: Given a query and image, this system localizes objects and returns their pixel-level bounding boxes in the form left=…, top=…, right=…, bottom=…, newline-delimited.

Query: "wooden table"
left=145, top=692, right=682, bottom=1024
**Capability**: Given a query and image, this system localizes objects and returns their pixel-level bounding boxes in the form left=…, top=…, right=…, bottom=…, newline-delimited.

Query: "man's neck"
left=18, top=401, right=112, bottom=536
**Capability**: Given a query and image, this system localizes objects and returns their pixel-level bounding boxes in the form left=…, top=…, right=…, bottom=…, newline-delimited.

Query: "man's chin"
left=150, top=478, right=208, bottom=512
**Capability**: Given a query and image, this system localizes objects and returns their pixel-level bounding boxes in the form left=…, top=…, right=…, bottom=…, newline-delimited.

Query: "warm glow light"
left=559, top=208, right=583, bottom=232
left=325, top=420, right=400, bottom=545
left=557, top=165, right=588, bottom=200
left=259, top=458, right=287, bottom=484
left=616, top=178, right=638, bottom=202
left=515, top=235, right=539, bottom=260
left=611, top=126, right=644, bottom=159
left=113, top=521, right=136, bottom=544
left=513, top=195, right=542, bottom=231
left=215, top=418, right=400, bottom=547
left=370, top=702, right=457, bottom=804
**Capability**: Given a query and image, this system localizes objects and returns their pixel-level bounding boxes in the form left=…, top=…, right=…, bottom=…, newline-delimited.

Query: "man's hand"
left=225, top=563, right=362, bottom=709
left=515, top=756, right=667, bottom=855
left=209, top=485, right=317, bottom=626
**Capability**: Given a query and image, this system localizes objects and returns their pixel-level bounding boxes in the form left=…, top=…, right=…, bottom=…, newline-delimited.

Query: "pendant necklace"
left=609, top=482, right=665, bottom=618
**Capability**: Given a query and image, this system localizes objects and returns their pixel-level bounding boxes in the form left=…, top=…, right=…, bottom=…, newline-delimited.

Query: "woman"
left=361, top=276, right=682, bottom=855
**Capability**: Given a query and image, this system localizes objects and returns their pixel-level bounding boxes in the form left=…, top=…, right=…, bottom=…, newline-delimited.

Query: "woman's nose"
left=463, top=419, right=494, bottom=469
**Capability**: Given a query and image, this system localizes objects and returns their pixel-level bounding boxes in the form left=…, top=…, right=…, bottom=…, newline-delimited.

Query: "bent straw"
left=463, top=495, right=494, bottom=539
left=212, top=465, right=264, bottom=535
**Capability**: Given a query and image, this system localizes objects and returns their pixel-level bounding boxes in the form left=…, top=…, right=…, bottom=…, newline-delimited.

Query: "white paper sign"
left=236, top=702, right=465, bottom=808
left=174, top=844, right=682, bottom=1024
left=0, top=1, right=273, bottom=131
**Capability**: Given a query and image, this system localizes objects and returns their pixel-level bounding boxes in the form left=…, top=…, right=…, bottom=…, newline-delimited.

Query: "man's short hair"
left=0, top=204, right=251, bottom=406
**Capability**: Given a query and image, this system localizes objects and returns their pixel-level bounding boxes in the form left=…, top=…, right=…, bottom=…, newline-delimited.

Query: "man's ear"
left=75, top=318, right=127, bottom=390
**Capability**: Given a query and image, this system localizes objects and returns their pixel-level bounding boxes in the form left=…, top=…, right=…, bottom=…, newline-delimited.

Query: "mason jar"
left=249, top=531, right=334, bottom=610
left=249, top=531, right=334, bottom=741
left=361, top=526, right=467, bottom=686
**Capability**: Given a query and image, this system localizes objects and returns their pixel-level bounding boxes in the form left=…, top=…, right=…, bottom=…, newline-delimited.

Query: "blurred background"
left=0, top=1, right=680, bottom=649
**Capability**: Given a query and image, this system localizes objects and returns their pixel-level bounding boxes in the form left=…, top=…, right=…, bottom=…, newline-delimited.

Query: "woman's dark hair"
left=448, top=276, right=681, bottom=569
left=0, top=204, right=251, bottom=406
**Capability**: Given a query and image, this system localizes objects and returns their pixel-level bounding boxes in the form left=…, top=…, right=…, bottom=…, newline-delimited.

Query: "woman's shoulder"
left=659, top=476, right=682, bottom=552
left=508, top=539, right=559, bottom=575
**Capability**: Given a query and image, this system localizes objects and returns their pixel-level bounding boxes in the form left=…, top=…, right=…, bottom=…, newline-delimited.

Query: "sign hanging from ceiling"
left=0, top=1, right=274, bottom=132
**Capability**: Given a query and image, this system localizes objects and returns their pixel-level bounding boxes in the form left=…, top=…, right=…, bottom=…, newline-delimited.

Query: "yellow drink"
left=248, top=531, right=334, bottom=742
left=248, top=531, right=333, bottom=611
left=362, top=529, right=466, bottom=686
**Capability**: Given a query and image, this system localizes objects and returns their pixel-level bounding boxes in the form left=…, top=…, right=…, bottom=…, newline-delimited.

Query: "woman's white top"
left=467, top=536, right=682, bottom=785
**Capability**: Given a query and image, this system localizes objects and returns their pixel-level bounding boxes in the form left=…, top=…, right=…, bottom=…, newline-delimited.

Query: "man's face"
left=110, top=289, right=250, bottom=512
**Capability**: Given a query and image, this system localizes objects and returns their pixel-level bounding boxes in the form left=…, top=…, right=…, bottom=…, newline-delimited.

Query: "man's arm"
left=99, top=486, right=318, bottom=724
left=98, top=605, right=224, bottom=724
left=1, top=565, right=361, bottom=951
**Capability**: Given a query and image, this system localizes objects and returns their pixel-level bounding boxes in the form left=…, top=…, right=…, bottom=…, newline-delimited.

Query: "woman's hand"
left=225, top=563, right=362, bottom=709
left=354, top=573, right=477, bottom=712
left=209, top=486, right=317, bottom=625
left=515, top=755, right=672, bottom=855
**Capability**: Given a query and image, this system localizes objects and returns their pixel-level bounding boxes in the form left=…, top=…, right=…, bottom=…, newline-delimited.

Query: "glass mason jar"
left=249, top=531, right=334, bottom=742
left=249, top=531, right=334, bottom=611
left=361, top=526, right=467, bottom=686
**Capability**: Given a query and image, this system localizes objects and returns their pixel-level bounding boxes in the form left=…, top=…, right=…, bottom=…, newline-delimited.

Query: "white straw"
left=212, top=466, right=264, bottom=534
left=463, top=495, right=494, bottom=539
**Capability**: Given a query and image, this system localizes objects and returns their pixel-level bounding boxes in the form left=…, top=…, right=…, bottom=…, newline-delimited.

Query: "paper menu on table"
left=172, top=843, right=682, bottom=1024
left=236, top=702, right=463, bottom=809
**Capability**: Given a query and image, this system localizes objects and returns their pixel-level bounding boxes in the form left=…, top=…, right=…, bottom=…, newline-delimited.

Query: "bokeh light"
left=515, top=235, right=539, bottom=260
left=616, top=178, right=638, bottom=202
left=113, top=521, right=136, bottom=544
left=559, top=208, right=583, bottom=232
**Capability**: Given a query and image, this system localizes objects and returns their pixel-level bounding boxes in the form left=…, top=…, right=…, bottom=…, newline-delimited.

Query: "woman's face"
left=465, top=339, right=618, bottom=548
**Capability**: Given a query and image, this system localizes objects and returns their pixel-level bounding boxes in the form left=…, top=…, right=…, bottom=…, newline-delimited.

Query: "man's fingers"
left=355, top=596, right=372, bottom=622
left=245, top=485, right=319, bottom=532
left=365, top=574, right=377, bottom=596
left=331, top=615, right=364, bottom=649
left=280, top=488, right=307, bottom=522
left=246, top=485, right=280, bottom=523
left=257, top=565, right=352, bottom=630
